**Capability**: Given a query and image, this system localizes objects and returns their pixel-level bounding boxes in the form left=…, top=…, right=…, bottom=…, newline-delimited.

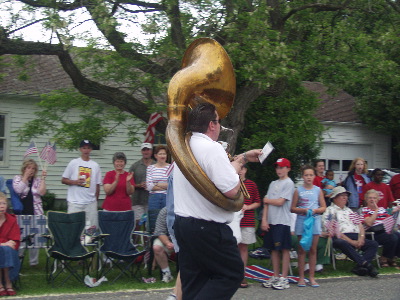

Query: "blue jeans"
left=148, top=193, right=166, bottom=210
left=333, top=233, right=379, bottom=265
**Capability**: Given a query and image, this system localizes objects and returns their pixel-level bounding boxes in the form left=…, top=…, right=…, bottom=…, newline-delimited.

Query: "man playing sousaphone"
left=173, top=102, right=261, bottom=299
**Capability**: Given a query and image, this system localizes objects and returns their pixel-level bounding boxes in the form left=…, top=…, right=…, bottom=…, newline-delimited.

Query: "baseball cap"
left=79, top=140, right=94, bottom=148
left=274, top=158, right=291, bottom=168
left=141, top=143, right=153, bottom=150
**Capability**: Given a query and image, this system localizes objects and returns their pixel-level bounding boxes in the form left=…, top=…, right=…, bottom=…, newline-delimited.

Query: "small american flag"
left=382, top=216, right=396, bottom=234
left=143, top=112, right=163, bottom=144
left=325, top=213, right=340, bottom=238
left=39, top=141, right=52, bottom=160
left=39, top=142, right=57, bottom=164
left=349, top=212, right=363, bottom=225
left=24, top=141, right=38, bottom=158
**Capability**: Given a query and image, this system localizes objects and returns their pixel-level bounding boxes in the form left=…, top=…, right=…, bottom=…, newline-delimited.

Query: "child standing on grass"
left=291, top=165, right=326, bottom=288
left=261, top=158, right=295, bottom=290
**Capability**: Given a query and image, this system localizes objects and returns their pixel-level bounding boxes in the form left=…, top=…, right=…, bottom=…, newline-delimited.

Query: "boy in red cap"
left=261, top=158, right=295, bottom=290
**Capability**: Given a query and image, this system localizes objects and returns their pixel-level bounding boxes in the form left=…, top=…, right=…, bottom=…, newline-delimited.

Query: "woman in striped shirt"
left=146, top=145, right=170, bottom=210
left=362, top=189, right=400, bottom=268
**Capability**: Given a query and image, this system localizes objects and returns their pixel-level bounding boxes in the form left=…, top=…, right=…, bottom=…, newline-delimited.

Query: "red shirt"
left=240, top=179, right=261, bottom=227
left=102, top=170, right=135, bottom=211
left=0, top=213, right=20, bottom=250
left=361, top=181, right=395, bottom=208
left=313, top=175, right=324, bottom=188
left=389, top=174, right=400, bottom=200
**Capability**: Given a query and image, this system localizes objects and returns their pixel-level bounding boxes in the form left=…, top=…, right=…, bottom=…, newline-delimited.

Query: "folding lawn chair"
left=98, top=210, right=146, bottom=283
left=45, top=211, right=96, bottom=287
left=6, top=179, right=23, bottom=215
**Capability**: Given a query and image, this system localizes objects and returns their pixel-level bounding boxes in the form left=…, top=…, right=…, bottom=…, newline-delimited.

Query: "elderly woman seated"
left=322, top=186, right=379, bottom=277
left=362, top=189, right=400, bottom=268
left=0, top=192, right=21, bottom=296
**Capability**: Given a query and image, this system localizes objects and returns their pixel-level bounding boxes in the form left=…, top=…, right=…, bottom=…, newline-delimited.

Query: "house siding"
left=1, top=95, right=147, bottom=203
left=320, top=121, right=390, bottom=181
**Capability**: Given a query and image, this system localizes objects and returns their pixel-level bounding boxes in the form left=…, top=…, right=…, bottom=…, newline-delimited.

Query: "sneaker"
left=365, top=263, right=379, bottom=278
left=162, top=271, right=173, bottom=283
left=262, top=276, right=278, bottom=288
left=249, top=247, right=271, bottom=259
left=272, top=277, right=290, bottom=290
left=166, top=294, right=177, bottom=300
left=315, top=264, right=324, bottom=272
left=335, top=253, right=347, bottom=260
left=290, top=250, right=298, bottom=259
left=351, top=265, right=368, bottom=276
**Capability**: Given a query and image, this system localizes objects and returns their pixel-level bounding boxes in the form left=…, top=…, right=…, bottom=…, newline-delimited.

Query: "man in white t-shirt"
left=61, top=140, right=102, bottom=230
left=173, top=103, right=261, bottom=300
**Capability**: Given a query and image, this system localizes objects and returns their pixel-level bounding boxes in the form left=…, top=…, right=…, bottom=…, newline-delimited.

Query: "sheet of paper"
left=259, top=141, right=274, bottom=164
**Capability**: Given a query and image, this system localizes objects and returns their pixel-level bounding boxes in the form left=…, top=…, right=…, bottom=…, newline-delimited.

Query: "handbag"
left=300, top=209, right=315, bottom=251
left=366, top=223, right=385, bottom=233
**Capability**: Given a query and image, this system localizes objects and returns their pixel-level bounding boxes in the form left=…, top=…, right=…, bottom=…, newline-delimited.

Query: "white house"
left=0, top=55, right=149, bottom=207
left=304, top=81, right=391, bottom=182
left=0, top=56, right=391, bottom=204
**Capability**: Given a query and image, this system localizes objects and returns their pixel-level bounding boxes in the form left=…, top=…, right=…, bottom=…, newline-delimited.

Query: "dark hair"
left=301, top=165, right=315, bottom=175
left=187, top=102, right=217, bottom=134
left=325, top=169, right=334, bottom=175
left=154, top=145, right=169, bottom=155
left=371, top=168, right=383, bottom=177
left=112, top=152, right=127, bottom=164
left=313, top=159, right=325, bottom=168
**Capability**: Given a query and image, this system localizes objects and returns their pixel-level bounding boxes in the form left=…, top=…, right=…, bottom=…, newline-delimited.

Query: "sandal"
left=379, top=257, right=390, bottom=267
left=240, top=279, right=249, bottom=288
left=6, top=288, right=16, bottom=296
left=0, top=287, right=7, bottom=297
left=388, top=258, right=400, bottom=269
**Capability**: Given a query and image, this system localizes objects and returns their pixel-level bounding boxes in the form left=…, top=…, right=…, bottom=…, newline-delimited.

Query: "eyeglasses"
left=212, top=119, right=221, bottom=124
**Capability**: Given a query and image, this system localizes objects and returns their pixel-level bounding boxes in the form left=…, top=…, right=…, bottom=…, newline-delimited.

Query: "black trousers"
left=371, top=231, right=400, bottom=259
left=174, top=216, right=243, bottom=300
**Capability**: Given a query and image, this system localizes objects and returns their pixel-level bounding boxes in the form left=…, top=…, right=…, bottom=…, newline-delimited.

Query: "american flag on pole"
left=144, top=112, right=163, bottom=144
left=325, top=213, right=340, bottom=238
left=39, top=141, right=52, bottom=160
left=24, top=141, right=38, bottom=158
left=381, top=216, right=396, bottom=234
left=39, top=142, right=57, bottom=165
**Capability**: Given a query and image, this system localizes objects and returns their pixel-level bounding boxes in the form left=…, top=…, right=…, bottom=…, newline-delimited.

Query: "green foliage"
left=41, top=190, right=56, bottom=211
left=14, top=89, right=144, bottom=151
left=237, top=81, right=324, bottom=195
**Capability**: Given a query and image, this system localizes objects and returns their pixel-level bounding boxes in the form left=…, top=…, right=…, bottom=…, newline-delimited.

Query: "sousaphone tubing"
left=166, top=38, right=244, bottom=211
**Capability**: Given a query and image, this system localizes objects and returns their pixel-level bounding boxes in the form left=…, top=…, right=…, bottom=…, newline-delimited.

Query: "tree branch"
left=83, top=1, right=170, bottom=81
left=282, top=2, right=352, bottom=25
left=163, top=0, right=186, bottom=50
left=56, top=50, right=167, bottom=132
left=18, top=0, right=86, bottom=11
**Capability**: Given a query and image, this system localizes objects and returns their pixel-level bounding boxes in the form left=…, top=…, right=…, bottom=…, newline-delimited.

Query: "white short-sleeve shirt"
left=174, top=133, right=239, bottom=223
left=62, top=157, right=102, bottom=205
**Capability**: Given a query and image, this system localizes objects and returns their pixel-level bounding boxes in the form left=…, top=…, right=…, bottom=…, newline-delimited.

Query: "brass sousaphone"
left=166, top=38, right=244, bottom=211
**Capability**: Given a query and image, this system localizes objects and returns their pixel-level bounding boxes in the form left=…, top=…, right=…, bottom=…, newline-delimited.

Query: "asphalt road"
left=11, top=274, right=400, bottom=300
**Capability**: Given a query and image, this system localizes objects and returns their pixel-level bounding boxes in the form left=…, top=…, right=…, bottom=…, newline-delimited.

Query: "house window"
left=0, top=114, right=5, bottom=162
left=328, top=160, right=340, bottom=171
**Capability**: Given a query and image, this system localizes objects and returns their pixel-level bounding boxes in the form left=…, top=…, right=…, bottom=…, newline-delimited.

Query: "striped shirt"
left=146, top=164, right=170, bottom=195
left=362, top=207, right=391, bottom=225
left=240, top=179, right=261, bottom=227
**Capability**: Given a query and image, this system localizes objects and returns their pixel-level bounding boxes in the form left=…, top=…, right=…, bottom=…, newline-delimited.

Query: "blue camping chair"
left=98, top=210, right=146, bottom=283
left=6, top=179, right=23, bottom=214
